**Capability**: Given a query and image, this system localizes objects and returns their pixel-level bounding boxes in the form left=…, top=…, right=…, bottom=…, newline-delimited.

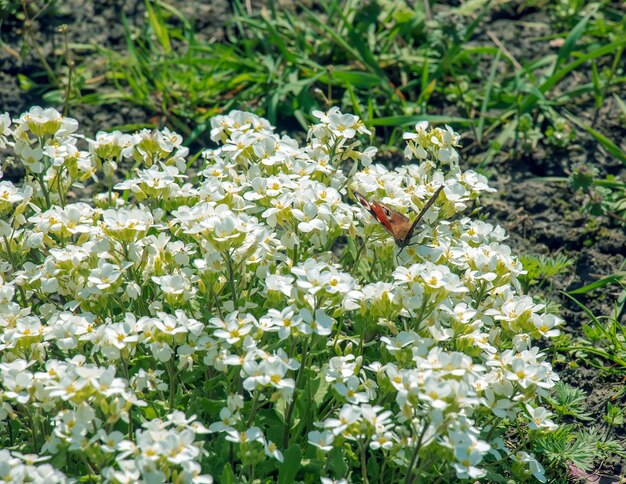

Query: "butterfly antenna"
left=407, top=185, right=445, bottom=236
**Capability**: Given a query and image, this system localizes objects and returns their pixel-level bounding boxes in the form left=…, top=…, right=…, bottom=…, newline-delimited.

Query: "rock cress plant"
left=0, top=106, right=560, bottom=482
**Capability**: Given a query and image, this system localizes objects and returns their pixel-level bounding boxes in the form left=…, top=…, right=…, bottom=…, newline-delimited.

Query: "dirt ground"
left=1, top=0, right=625, bottom=478
left=474, top=5, right=626, bottom=477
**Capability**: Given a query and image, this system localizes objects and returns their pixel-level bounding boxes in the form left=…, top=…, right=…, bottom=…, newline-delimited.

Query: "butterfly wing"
left=354, top=186, right=444, bottom=247
left=354, top=191, right=412, bottom=243
left=400, top=185, right=445, bottom=247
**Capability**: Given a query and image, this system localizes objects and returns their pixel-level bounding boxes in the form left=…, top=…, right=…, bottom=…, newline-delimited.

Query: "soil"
left=473, top=5, right=626, bottom=479
left=1, top=0, right=625, bottom=479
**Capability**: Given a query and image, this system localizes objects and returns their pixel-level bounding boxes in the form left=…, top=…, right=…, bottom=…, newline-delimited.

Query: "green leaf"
left=278, top=445, right=302, bottom=484
left=103, top=123, right=156, bottom=132
left=260, top=16, right=298, bottom=64
left=553, top=14, right=591, bottom=74
left=591, top=60, right=602, bottom=109
left=274, top=397, right=287, bottom=421
left=367, top=455, right=380, bottom=481
left=564, top=112, right=626, bottom=165
left=313, top=373, right=331, bottom=407
left=521, top=38, right=626, bottom=113
left=142, top=405, right=158, bottom=419
left=220, top=463, right=237, bottom=484
left=42, top=90, right=64, bottom=104
left=613, top=94, right=626, bottom=117
left=567, top=274, right=625, bottom=294
left=416, top=79, right=437, bottom=107
left=302, top=4, right=397, bottom=100
left=477, top=50, right=502, bottom=143
left=327, top=447, right=348, bottom=478
left=319, top=70, right=384, bottom=89
left=452, top=0, right=490, bottom=16
left=17, top=74, right=36, bottom=91
left=485, top=469, right=515, bottom=483
left=537, top=176, right=626, bottom=190
left=420, top=56, right=430, bottom=94
left=370, top=115, right=471, bottom=127
left=144, top=0, right=171, bottom=54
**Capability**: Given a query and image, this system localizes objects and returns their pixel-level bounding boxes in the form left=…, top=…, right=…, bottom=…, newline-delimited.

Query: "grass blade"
left=591, top=60, right=602, bottom=109
left=564, top=111, right=626, bottom=165
left=144, top=0, right=171, bottom=54
left=521, top=38, right=626, bottom=113
left=613, top=94, right=626, bottom=117
left=567, top=274, right=625, bottom=295
left=552, top=14, right=591, bottom=75
left=318, top=70, right=384, bottom=89
left=477, top=50, right=501, bottom=144
left=370, top=115, right=471, bottom=127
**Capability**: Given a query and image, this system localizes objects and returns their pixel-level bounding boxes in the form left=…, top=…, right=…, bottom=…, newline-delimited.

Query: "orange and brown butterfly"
left=353, top=185, right=444, bottom=249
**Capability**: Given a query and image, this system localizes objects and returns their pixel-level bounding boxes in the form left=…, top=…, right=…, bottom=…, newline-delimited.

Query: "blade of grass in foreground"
left=370, top=115, right=471, bottom=127
left=564, top=111, right=626, bottom=165
left=477, top=50, right=502, bottom=145
left=567, top=274, right=626, bottom=295
left=521, top=38, right=626, bottom=113
left=551, top=14, right=591, bottom=75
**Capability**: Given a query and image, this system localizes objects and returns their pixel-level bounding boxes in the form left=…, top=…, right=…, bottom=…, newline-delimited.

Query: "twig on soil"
left=605, top=210, right=626, bottom=225
left=1, top=44, right=20, bottom=60
left=423, top=0, right=432, bottom=21
left=487, top=30, right=522, bottom=71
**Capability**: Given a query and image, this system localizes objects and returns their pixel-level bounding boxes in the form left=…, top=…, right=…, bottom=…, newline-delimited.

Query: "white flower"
left=259, top=306, right=301, bottom=340
left=308, top=430, right=334, bottom=451
left=525, top=404, right=557, bottom=431
left=0, top=107, right=567, bottom=482
left=328, top=113, right=358, bottom=138
left=512, top=451, right=546, bottom=483
left=0, top=112, right=11, bottom=148
left=299, top=308, right=334, bottom=336
left=88, top=260, right=122, bottom=291
left=152, top=273, right=195, bottom=303
left=102, top=207, right=153, bottom=242
left=14, top=141, right=44, bottom=173
left=264, top=440, right=283, bottom=462
left=334, top=376, right=369, bottom=404
left=322, top=405, right=360, bottom=435
left=224, top=427, right=265, bottom=444
left=530, top=312, right=562, bottom=338
left=326, top=355, right=359, bottom=383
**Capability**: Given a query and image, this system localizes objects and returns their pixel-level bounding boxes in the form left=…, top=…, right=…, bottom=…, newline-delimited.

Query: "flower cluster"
left=402, top=120, right=461, bottom=166
left=0, top=106, right=562, bottom=482
left=0, top=450, right=69, bottom=483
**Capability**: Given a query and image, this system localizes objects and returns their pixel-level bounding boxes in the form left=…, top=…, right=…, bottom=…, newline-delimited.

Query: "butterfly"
left=353, top=185, right=444, bottom=249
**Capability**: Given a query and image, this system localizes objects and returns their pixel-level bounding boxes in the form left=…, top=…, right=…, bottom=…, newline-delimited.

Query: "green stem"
left=60, top=24, right=74, bottom=117
left=35, top=172, right=51, bottom=209
left=346, top=235, right=369, bottom=273
left=128, top=406, right=134, bottom=444
left=360, top=438, right=370, bottom=484
left=379, top=455, right=387, bottom=484
left=167, top=359, right=177, bottom=409
left=549, top=345, right=626, bottom=368
left=2, top=233, right=17, bottom=269
left=21, top=0, right=58, bottom=85
left=413, top=294, right=432, bottom=332
left=224, top=251, right=237, bottom=306
left=247, top=390, right=261, bottom=426
left=282, top=336, right=311, bottom=448
left=404, top=420, right=429, bottom=484
left=483, top=414, right=503, bottom=442
left=591, top=46, right=623, bottom=128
